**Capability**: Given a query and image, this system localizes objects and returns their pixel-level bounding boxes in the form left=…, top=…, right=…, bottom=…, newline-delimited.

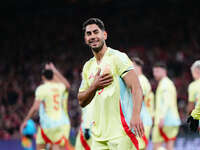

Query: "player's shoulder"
left=107, top=47, right=128, bottom=59
left=189, top=81, right=196, bottom=88
left=59, top=83, right=66, bottom=91
left=82, top=57, right=95, bottom=71
left=140, top=74, right=149, bottom=82
left=55, top=82, right=65, bottom=89
left=160, top=77, right=174, bottom=88
left=189, top=80, right=199, bottom=90
left=35, top=83, right=46, bottom=93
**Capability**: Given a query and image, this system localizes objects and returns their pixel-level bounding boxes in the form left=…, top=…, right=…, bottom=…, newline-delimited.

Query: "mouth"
left=89, top=40, right=99, bottom=47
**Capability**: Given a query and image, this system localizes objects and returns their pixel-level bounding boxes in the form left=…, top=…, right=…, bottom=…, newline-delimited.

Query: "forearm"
left=23, top=107, right=36, bottom=122
left=54, top=70, right=71, bottom=89
left=132, top=84, right=143, bottom=115
left=78, top=84, right=97, bottom=107
left=123, top=70, right=143, bottom=116
left=187, top=102, right=195, bottom=115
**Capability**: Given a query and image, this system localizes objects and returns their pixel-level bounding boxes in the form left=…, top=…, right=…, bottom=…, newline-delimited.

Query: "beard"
left=90, top=40, right=105, bottom=53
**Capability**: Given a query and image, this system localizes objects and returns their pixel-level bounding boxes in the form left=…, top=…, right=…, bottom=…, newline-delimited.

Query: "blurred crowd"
left=1, top=1, right=200, bottom=140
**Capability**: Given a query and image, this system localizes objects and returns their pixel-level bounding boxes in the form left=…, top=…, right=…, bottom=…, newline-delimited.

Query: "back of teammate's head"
left=191, top=60, right=200, bottom=71
left=82, top=18, right=105, bottom=33
left=132, top=57, right=144, bottom=68
left=153, top=61, right=167, bottom=70
left=42, top=69, right=53, bottom=80
left=41, top=62, right=54, bottom=80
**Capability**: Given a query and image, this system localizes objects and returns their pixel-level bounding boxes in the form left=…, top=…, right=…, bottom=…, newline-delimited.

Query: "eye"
left=94, top=30, right=99, bottom=34
left=86, top=32, right=91, bottom=36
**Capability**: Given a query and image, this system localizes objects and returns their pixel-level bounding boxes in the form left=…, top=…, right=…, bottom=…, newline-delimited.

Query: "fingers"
left=138, top=121, right=144, bottom=137
left=130, top=120, right=144, bottom=138
left=100, top=75, right=113, bottom=82
left=101, top=72, right=111, bottom=78
left=100, top=73, right=113, bottom=81
left=101, top=81, right=113, bottom=87
left=98, top=81, right=113, bottom=89
left=132, top=126, right=138, bottom=137
left=101, top=78, right=113, bottom=85
left=99, top=76, right=113, bottom=88
left=135, top=125, right=143, bottom=137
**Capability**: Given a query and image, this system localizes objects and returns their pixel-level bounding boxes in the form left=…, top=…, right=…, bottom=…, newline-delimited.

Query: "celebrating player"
left=152, top=62, right=181, bottom=150
left=20, top=63, right=71, bottom=150
left=78, top=18, right=144, bottom=150
left=132, top=57, right=154, bottom=150
left=187, top=60, right=200, bottom=132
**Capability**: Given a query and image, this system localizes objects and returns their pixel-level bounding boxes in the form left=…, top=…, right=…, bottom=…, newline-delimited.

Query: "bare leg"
left=166, top=140, right=174, bottom=150
left=52, top=145, right=60, bottom=150
left=51, top=144, right=66, bottom=150
left=153, top=142, right=163, bottom=150
left=36, top=144, right=46, bottom=150
left=59, top=145, right=66, bottom=150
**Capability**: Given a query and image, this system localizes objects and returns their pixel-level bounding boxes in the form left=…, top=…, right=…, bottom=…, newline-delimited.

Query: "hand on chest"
left=88, top=62, right=114, bottom=85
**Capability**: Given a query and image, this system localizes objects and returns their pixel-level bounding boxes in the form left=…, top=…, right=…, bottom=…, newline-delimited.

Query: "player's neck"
left=137, top=70, right=142, bottom=76
left=93, top=44, right=108, bottom=64
left=195, top=77, right=200, bottom=81
left=160, top=75, right=167, bottom=81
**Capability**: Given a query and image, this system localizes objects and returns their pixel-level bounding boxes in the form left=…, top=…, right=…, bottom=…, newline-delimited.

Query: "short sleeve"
left=188, top=84, right=195, bottom=102
left=59, top=83, right=66, bottom=93
left=115, top=52, right=134, bottom=78
left=35, top=86, right=45, bottom=101
left=79, top=64, right=89, bottom=92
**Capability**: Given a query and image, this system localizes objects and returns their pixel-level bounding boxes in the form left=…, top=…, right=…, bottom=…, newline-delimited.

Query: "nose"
left=89, top=33, right=96, bottom=40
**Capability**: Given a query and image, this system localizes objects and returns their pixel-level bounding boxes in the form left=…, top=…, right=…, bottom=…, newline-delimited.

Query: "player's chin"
left=154, top=76, right=159, bottom=81
left=90, top=45, right=101, bottom=50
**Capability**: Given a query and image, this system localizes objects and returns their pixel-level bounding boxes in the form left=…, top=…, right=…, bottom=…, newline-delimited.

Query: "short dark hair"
left=132, top=57, right=144, bottom=67
left=82, top=18, right=105, bottom=33
left=153, top=61, right=167, bottom=69
left=42, top=69, right=53, bottom=80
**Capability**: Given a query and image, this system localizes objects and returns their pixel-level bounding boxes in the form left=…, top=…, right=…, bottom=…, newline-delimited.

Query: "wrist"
left=90, top=83, right=98, bottom=92
left=132, top=109, right=140, bottom=116
left=24, top=118, right=28, bottom=123
left=131, top=112, right=140, bottom=119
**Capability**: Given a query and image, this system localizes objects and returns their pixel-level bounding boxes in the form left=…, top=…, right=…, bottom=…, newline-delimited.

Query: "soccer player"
left=75, top=103, right=93, bottom=150
left=187, top=60, right=200, bottom=132
left=152, top=62, right=181, bottom=150
left=20, top=63, right=71, bottom=150
left=78, top=18, right=144, bottom=150
left=132, top=57, right=154, bottom=150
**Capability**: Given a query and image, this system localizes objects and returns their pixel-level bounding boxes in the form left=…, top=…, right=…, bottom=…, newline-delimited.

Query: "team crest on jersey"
left=89, top=73, right=94, bottom=79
